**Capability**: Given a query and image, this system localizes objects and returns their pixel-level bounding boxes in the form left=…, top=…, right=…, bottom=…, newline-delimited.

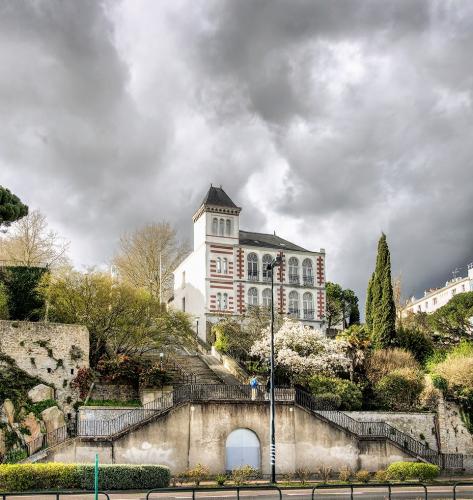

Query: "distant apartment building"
left=173, top=185, right=326, bottom=342
left=402, top=263, right=473, bottom=316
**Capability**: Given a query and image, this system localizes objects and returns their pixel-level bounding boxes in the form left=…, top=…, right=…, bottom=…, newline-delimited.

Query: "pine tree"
left=370, top=233, right=396, bottom=348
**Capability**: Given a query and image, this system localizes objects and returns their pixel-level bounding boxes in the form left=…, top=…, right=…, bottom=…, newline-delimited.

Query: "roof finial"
left=274, top=230, right=276, bottom=236
left=219, top=184, right=222, bottom=189
left=210, top=183, right=213, bottom=187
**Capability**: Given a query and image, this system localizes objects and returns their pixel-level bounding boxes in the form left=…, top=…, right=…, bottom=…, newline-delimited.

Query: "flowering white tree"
left=250, top=318, right=350, bottom=379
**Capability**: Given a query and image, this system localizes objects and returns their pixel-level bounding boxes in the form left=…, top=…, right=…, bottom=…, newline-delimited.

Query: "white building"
left=403, top=263, right=473, bottom=316
left=173, top=186, right=326, bottom=342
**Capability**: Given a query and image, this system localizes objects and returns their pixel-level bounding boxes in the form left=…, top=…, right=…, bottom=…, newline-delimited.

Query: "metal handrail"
left=312, top=482, right=428, bottom=500
left=454, top=481, right=473, bottom=499
left=146, top=485, right=282, bottom=500
left=26, top=423, right=71, bottom=457
left=0, top=491, right=110, bottom=499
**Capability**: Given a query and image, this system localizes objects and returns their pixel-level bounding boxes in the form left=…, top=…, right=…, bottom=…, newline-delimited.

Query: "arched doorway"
left=225, top=428, right=260, bottom=471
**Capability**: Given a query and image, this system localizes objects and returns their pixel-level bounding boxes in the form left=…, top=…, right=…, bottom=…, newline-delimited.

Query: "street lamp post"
left=267, top=255, right=282, bottom=483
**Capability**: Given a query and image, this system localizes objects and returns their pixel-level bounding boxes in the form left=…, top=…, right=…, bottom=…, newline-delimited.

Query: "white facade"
left=402, top=263, right=473, bottom=316
left=173, top=187, right=326, bottom=342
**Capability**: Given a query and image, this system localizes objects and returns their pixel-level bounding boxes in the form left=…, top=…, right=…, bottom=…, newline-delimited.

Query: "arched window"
left=288, top=257, right=299, bottom=284
left=216, top=257, right=222, bottom=273
left=219, top=218, right=225, bottom=236
left=247, top=253, right=258, bottom=281
left=223, top=258, right=228, bottom=274
left=223, top=293, right=228, bottom=310
left=226, top=428, right=260, bottom=471
left=212, top=218, right=218, bottom=234
left=247, top=287, right=258, bottom=306
left=303, top=292, right=314, bottom=319
left=302, top=258, right=313, bottom=285
left=226, top=219, right=231, bottom=236
left=262, top=288, right=272, bottom=308
left=262, top=254, right=272, bottom=281
left=288, top=291, right=299, bottom=317
left=217, top=292, right=222, bottom=310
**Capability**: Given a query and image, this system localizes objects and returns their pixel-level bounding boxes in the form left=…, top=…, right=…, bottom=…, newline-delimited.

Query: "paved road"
left=4, top=486, right=473, bottom=500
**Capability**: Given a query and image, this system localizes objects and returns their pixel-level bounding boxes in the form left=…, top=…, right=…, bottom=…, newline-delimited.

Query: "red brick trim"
left=317, top=290, right=325, bottom=319
left=317, top=256, right=324, bottom=286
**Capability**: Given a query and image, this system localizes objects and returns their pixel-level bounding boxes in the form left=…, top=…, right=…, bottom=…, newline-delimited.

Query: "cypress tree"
left=365, top=273, right=374, bottom=333
left=370, top=233, right=396, bottom=348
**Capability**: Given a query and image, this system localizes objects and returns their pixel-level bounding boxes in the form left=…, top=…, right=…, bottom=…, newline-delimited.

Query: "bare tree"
left=113, top=222, right=189, bottom=303
left=0, top=209, right=69, bottom=267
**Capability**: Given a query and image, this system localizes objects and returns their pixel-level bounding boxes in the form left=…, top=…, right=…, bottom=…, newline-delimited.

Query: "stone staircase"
left=173, top=354, right=237, bottom=385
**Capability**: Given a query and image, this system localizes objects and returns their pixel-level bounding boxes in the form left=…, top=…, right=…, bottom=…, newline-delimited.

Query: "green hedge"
left=0, top=463, right=171, bottom=491
left=386, top=461, right=440, bottom=481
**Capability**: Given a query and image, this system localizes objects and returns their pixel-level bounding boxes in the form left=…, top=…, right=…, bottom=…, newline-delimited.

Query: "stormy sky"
left=1, top=0, right=472, bottom=310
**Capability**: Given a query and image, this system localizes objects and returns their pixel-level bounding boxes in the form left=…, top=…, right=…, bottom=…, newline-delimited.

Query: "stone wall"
left=345, top=411, right=438, bottom=451
left=90, top=383, right=138, bottom=402
left=79, top=407, right=136, bottom=422
left=0, top=320, right=89, bottom=414
left=47, top=401, right=411, bottom=474
left=437, top=396, right=473, bottom=454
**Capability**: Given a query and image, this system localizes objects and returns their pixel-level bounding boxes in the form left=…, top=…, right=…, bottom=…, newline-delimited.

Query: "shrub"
left=374, top=368, right=425, bottom=411
left=434, top=355, right=473, bottom=392
left=431, top=374, right=448, bottom=392
left=215, top=473, right=227, bottom=486
left=308, top=375, right=363, bottom=410
left=374, top=469, right=388, bottom=482
left=366, top=348, right=419, bottom=384
left=385, top=461, right=439, bottom=481
left=0, top=463, right=170, bottom=491
left=354, top=470, right=370, bottom=483
left=317, top=465, right=332, bottom=483
left=185, top=463, right=209, bottom=486
left=338, top=466, right=352, bottom=482
left=231, top=465, right=259, bottom=485
left=294, top=467, right=310, bottom=484
left=71, top=368, right=94, bottom=400
left=393, top=327, right=433, bottom=363
left=312, top=393, right=342, bottom=410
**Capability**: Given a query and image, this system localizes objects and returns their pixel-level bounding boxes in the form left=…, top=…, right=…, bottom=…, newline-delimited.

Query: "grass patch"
left=84, top=399, right=142, bottom=407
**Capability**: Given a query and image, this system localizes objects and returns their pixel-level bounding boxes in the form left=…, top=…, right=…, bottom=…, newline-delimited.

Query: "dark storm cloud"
left=0, top=0, right=472, bottom=310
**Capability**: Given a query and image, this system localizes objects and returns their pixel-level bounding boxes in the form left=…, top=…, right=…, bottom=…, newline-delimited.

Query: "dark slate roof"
left=201, top=186, right=238, bottom=209
left=239, top=230, right=310, bottom=252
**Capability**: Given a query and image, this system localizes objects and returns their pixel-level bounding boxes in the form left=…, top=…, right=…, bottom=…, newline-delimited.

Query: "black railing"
left=289, top=274, right=299, bottom=284
left=296, top=389, right=463, bottom=469
left=26, top=424, right=71, bottom=457
left=303, top=309, right=315, bottom=319
left=247, top=272, right=258, bottom=281
left=303, top=275, right=314, bottom=285
left=147, top=486, right=282, bottom=499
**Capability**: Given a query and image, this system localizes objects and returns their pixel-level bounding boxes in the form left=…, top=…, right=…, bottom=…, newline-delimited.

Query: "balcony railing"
left=262, top=273, right=271, bottom=282
left=303, top=309, right=315, bottom=320
left=247, top=273, right=259, bottom=281
left=302, top=275, right=314, bottom=286
left=288, top=274, right=299, bottom=284
left=288, top=308, right=299, bottom=318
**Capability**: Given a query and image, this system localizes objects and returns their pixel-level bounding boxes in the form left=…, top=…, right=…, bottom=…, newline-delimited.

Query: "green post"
left=94, top=453, right=99, bottom=500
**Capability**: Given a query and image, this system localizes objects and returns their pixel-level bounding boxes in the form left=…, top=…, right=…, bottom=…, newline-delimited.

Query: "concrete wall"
left=345, top=411, right=438, bottom=451
left=47, top=401, right=411, bottom=474
left=0, top=320, right=89, bottom=414
left=90, top=383, right=138, bottom=402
